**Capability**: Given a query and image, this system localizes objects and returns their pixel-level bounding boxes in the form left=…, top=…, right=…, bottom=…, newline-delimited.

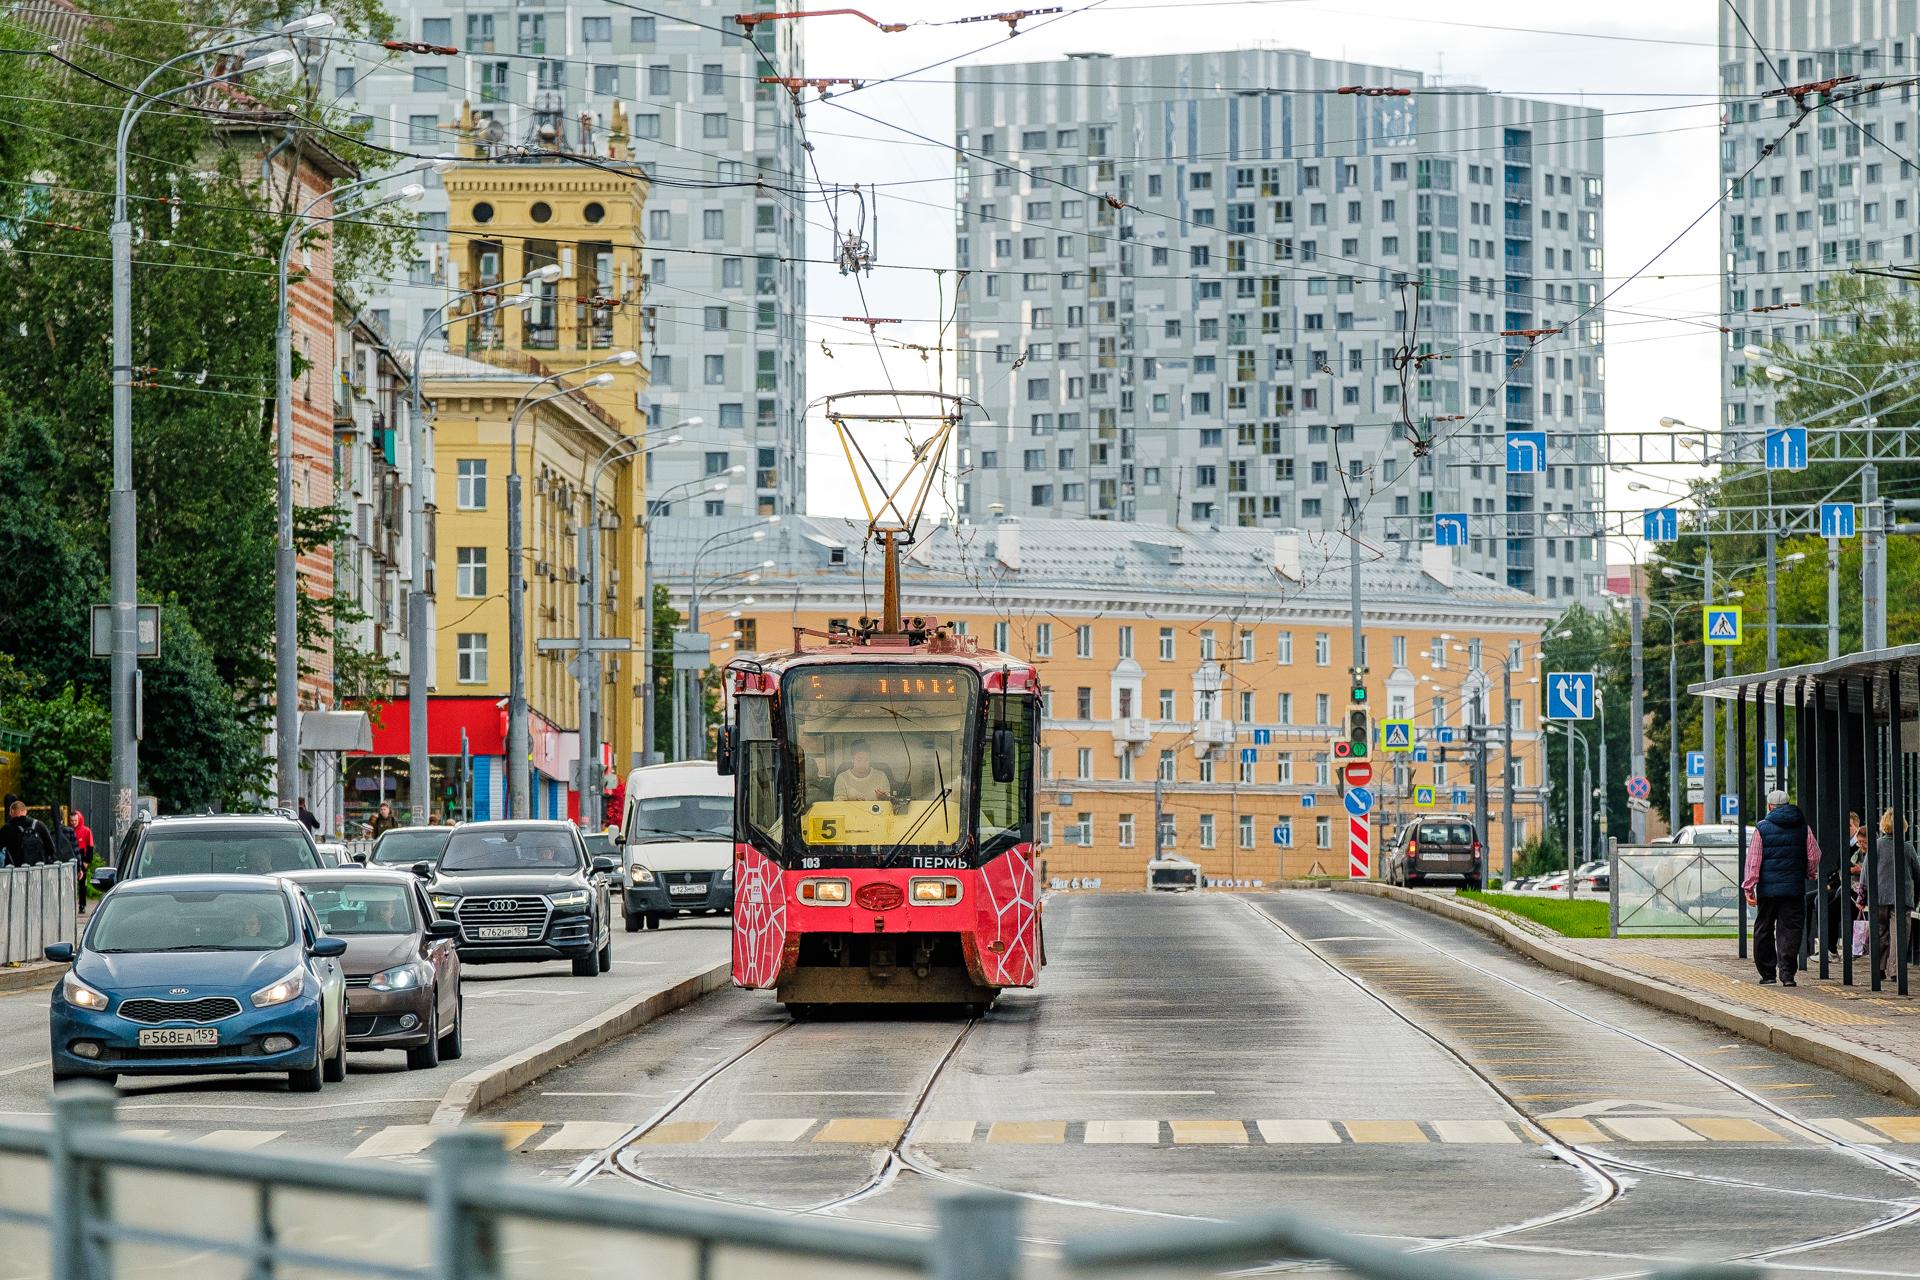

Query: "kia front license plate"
left=137, top=1027, right=218, bottom=1048
left=474, top=925, right=530, bottom=939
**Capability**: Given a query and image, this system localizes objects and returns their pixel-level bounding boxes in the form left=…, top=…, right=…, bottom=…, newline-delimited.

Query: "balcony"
left=1192, top=719, right=1234, bottom=755
left=1113, top=717, right=1150, bottom=744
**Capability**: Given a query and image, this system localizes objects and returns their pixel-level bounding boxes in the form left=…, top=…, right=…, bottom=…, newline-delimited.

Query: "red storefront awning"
left=356, top=698, right=509, bottom=757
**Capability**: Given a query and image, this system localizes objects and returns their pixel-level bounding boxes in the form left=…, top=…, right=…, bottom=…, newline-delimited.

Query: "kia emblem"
left=169, top=987, right=189, bottom=995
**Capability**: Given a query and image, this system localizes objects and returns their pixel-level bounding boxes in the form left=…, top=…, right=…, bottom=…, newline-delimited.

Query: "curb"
left=430, top=961, right=732, bottom=1126
left=1333, top=881, right=1920, bottom=1109
left=0, top=962, right=65, bottom=994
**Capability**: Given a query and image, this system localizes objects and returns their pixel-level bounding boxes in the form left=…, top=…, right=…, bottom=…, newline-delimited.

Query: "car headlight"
left=368, top=963, right=422, bottom=992
left=62, top=973, right=108, bottom=1011
left=628, top=864, right=656, bottom=885
left=430, top=893, right=460, bottom=912
left=548, top=889, right=592, bottom=909
left=250, top=970, right=306, bottom=1008
left=720, top=864, right=734, bottom=884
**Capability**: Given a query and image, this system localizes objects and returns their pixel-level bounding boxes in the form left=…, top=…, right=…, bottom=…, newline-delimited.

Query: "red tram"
left=721, top=618, right=1043, bottom=1013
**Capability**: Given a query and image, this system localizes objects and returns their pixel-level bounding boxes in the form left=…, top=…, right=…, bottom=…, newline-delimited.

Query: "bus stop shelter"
left=1691, top=644, right=1920, bottom=995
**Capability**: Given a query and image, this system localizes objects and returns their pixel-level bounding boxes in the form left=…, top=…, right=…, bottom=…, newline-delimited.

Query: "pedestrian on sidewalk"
left=1872, top=810, right=1920, bottom=982
left=369, top=802, right=398, bottom=838
left=1745, top=788, right=1823, bottom=987
left=296, top=797, right=321, bottom=837
left=0, top=796, right=59, bottom=867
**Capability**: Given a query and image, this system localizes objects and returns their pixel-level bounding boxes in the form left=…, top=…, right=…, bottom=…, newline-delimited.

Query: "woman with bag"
left=1872, top=810, right=1920, bottom=982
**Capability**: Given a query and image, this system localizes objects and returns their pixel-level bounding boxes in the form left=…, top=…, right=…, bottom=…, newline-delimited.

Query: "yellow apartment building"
left=651, top=515, right=1562, bottom=886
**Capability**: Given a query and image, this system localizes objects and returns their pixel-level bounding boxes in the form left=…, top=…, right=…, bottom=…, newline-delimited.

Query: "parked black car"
left=1386, top=814, right=1485, bottom=890
left=93, top=812, right=325, bottom=891
left=425, top=822, right=617, bottom=977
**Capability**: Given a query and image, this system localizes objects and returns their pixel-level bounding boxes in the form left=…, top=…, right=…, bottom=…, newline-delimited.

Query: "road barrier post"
left=49, top=1085, right=116, bottom=1280
left=933, top=1191, right=1021, bottom=1280
left=431, top=1126, right=507, bottom=1280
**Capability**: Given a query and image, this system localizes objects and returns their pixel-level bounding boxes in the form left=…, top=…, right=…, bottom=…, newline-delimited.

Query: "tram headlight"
left=797, top=878, right=850, bottom=905
left=909, top=877, right=963, bottom=905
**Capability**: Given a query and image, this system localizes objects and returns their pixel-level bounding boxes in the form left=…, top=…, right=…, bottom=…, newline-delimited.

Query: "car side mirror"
left=350, top=853, right=369, bottom=865
left=411, top=861, right=435, bottom=879
left=992, top=727, right=1017, bottom=784
left=590, top=856, right=619, bottom=874
left=715, top=724, right=736, bottom=777
left=609, top=831, right=625, bottom=847
left=90, top=866, right=117, bottom=891
left=44, top=941, right=74, bottom=963
left=426, top=919, right=460, bottom=939
left=310, top=936, right=348, bottom=958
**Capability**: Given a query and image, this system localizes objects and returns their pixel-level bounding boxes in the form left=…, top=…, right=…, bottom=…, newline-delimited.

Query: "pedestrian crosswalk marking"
left=1861, top=1117, right=1920, bottom=1143
left=1541, top=1118, right=1609, bottom=1144
left=1169, top=1120, right=1246, bottom=1144
left=722, top=1118, right=816, bottom=1144
left=348, top=1125, right=436, bottom=1159
left=1343, top=1120, right=1427, bottom=1144
left=987, top=1121, right=1065, bottom=1145
left=1431, top=1120, right=1524, bottom=1145
left=638, top=1121, right=717, bottom=1145
left=814, top=1118, right=904, bottom=1144
left=191, top=1130, right=283, bottom=1149
left=1682, top=1117, right=1782, bottom=1142
left=1257, top=1120, right=1341, bottom=1144
left=535, top=1122, right=633, bottom=1151
left=1084, top=1120, right=1160, bottom=1144
left=1598, top=1118, right=1701, bottom=1143
left=915, top=1119, right=981, bottom=1144
left=1810, top=1118, right=1888, bottom=1143
left=473, top=1122, right=544, bottom=1151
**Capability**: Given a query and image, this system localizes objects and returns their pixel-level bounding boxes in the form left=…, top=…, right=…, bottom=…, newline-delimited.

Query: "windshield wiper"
left=635, top=828, right=726, bottom=842
left=878, top=750, right=950, bottom=869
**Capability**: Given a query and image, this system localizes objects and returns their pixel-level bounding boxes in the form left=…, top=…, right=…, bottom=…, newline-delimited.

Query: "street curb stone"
left=1332, top=881, right=1920, bottom=1108
left=430, top=960, right=733, bottom=1126
left=0, top=961, right=65, bottom=994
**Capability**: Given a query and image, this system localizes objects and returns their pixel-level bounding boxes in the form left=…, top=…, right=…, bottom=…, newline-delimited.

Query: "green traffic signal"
left=1351, top=685, right=1368, bottom=703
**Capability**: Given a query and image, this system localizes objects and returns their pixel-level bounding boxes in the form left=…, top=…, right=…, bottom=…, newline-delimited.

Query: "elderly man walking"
left=1745, top=788, right=1823, bottom=987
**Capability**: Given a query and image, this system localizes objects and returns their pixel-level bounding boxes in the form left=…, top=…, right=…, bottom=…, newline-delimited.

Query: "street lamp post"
left=405, top=273, right=553, bottom=825
left=110, top=32, right=315, bottom=842
left=1550, top=722, right=1591, bottom=900
left=273, top=167, right=433, bottom=809
left=638, top=470, right=737, bottom=767
left=504, top=353, right=636, bottom=817
left=679, top=520, right=779, bottom=758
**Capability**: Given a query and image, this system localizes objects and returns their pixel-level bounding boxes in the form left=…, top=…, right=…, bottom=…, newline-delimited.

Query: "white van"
left=619, top=761, right=734, bottom=931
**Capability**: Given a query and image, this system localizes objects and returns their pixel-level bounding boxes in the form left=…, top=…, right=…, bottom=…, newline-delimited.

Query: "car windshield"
left=629, top=795, right=732, bottom=842
left=134, top=829, right=318, bottom=876
left=439, top=829, right=581, bottom=873
left=302, top=883, right=418, bottom=935
left=1689, top=829, right=1740, bottom=847
left=371, top=829, right=452, bottom=864
left=90, top=889, right=293, bottom=952
left=1419, top=823, right=1474, bottom=845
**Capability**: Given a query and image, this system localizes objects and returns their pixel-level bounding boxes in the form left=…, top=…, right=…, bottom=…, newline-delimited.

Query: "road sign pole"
left=1629, top=597, right=1646, bottom=844
left=1828, top=535, right=1841, bottom=660
left=1501, top=661, right=1515, bottom=883
left=1864, top=462, right=1882, bottom=650
left=1703, top=543, right=1715, bottom=829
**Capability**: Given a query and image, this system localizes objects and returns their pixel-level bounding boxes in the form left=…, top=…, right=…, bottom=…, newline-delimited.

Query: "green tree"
left=1539, top=606, right=1634, bottom=860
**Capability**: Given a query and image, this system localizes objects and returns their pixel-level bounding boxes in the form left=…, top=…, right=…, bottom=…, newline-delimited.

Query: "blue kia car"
left=47, top=875, right=349, bottom=1091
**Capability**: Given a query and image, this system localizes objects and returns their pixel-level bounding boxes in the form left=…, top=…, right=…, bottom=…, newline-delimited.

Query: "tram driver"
left=833, top=740, right=896, bottom=803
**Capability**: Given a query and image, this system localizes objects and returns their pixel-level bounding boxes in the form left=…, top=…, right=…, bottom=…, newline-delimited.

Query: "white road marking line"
left=724, top=1118, right=817, bottom=1143
left=1076, top=1089, right=1216, bottom=1096
left=192, top=1130, right=284, bottom=1149
left=915, top=1120, right=979, bottom=1144
left=0, top=1059, right=49, bottom=1078
left=535, top=1122, right=633, bottom=1151
left=1256, top=1120, right=1341, bottom=1144
left=1083, top=1120, right=1159, bottom=1144
left=117, top=1098, right=440, bottom=1112
left=747, top=1090, right=913, bottom=1096
left=541, top=1091, right=667, bottom=1099
left=1809, top=1118, right=1891, bottom=1144
left=1431, top=1120, right=1522, bottom=1145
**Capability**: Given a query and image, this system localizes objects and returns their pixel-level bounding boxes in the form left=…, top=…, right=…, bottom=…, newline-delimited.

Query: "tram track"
left=1244, top=892, right=1920, bottom=1275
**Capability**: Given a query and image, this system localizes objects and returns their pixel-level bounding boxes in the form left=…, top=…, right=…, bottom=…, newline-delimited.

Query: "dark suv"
left=425, top=822, right=617, bottom=977
left=94, top=813, right=325, bottom=891
left=1387, top=815, right=1484, bottom=890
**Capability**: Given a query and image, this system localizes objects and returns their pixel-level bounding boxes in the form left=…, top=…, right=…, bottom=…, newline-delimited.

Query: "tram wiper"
left=878, top=751, right=949, bottom=869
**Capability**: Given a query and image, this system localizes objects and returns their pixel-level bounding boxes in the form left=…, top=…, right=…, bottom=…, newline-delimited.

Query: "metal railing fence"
left=0, top=861, right=77, bottom=965
left=1609, top=844, right=1741, bottom=936
left=0, top=1088, right=1763, bottom=1280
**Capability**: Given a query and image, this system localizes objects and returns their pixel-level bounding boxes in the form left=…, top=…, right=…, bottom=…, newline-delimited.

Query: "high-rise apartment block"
left=327, top=2, right=808, bottom=518
left=954, top=50, right=1608, bottom=600
left=1719, top=0, right=1918, bottom=430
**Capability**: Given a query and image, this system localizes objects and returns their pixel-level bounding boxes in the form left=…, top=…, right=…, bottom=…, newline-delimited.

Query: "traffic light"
left=1350, top=684, right=1368, bottom=704
left=1345, top=706, right=1369, bottom=759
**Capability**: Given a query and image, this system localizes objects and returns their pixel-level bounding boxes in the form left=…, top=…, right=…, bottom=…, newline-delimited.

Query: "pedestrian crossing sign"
left=1381, top=720, right=1414, bottom=753
left=1703, top=607, right=1742, bottom=647
left=1414, top=785, right=1436, bottom=808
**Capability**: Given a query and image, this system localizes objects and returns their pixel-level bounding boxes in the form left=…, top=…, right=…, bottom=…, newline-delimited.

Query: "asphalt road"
left=0, top=917, right=728, bottom=1157
left=474, top=891, right=1920, bottom=1275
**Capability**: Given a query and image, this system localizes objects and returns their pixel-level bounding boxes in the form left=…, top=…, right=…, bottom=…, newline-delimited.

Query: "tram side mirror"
left=992, top=727, right=1017, bottom=784
left=715, top=725, right=736, bottom=777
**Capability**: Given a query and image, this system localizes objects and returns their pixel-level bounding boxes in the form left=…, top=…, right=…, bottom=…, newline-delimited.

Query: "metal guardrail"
left=0, top=860, right=77, bottom=965
left=0, top=1089, right=1768, bottom=1280
left=1610, top=845, right=1741, bottom=936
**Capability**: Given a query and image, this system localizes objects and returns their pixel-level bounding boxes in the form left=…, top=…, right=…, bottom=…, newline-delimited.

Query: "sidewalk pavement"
left=1558, top=935, right=1920, bottom=1070
left=0, top=899, right=93, bottom=993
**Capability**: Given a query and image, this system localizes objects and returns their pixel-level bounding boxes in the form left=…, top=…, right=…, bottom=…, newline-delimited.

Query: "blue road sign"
left=1413, top=785, right=1436, bottom=809
left=1452, top=788, right=1470, bottom=806
left=1240, top=747, right=1257, bottom=764
left=1704, top=607, right=1742, bottom=646
left=1764, top=740, right=1780, bottom=769
left=1252, top=728, right=1272, bottom=746
left=1437, top=728, right=1455, bottom=744
left=1820, top=502, right=1856, bottom=539
left=1413, top=745, right=1430, bottom=763
left=1643, top=507, right=1679, bottom=543
left=1381, top=721, right=1413, bottom=751
left=1344, top=787, right=1374, bottom=817
left=1505, top=430, right=1548, bottom=474
left=1272, top=822, right=1291, bottom=846
left=1434, top=513, right=1469, bottom=547
left=1546, top=671, right=1595, bottom=720
left=1300, top=794, right=1316, bottom=808
left=1765, top=425, right=1808, bottom=471
left=1687, top=751, right=1706, bottom=779
left=1720, top=794, right=1740, bottom=820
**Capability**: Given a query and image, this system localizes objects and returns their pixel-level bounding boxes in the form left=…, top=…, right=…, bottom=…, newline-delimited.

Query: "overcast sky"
left=790, top=1, right=1723, bottom=541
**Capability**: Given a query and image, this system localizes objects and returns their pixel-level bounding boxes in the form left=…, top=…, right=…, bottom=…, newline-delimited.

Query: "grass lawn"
left=1457, top=891, right=1611, bottom=938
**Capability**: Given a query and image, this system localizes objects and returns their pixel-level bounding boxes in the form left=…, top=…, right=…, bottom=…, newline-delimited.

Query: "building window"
left=1198, top=756, right=1215, bottom=783
left=648, top=64, right=670, bottom=95
left=1158, top=749, right=1175, bottom=782
left=1199, top=630, right=1217, bottom=662
left=630, top=15, right=655, bottom=39
left=1315, top=693, right=1330, bottom=726
left=1276, top=754, right=1293, bottom=784
left=1118, top=813, right=1135, bottom=848
left=456, top=633, right=488, bottom=684
left=455, top=547, right=487, bottom=597
left=456, top=459, right=487, bottom=509
left=702, top=63, right=724, bottom=94
left=1315, top=633, right=1330, bottom=665
left=1158, top=627, right=1175, bottom=661
left=1315, top=816, right=1331, bottom=849
left=408, top=114, right=440, bottom=145
left=994, top=621, right=1009, bottom=652
left=703, top=113, right=727, bottom=139
left=582, top=15, right=611, bottom=41
left=1158, top=688, right=1175, bottom=719
left=1239, top=814, right=1255, bottom=849
left=1077, top=747, right=1092, bottom=779
left=1276, top=631, right=1293, bottom=664
left=1073, top=813, right=1092, bottom=846
left=1199, top=814, right=1216, bottom=849
left=703, top=209, right=725, bottom=239
left=1278, top=692, right=1293, bottom=724
left=1035, top=623, right=1052, bottom=657
left=412, top=65, right=449, bottom=94
left=592, top=65, right=619, bottom=96
left=1239, top=630, right=1255, bottom=663
left=1039, top=813, right=1052, bottom=845
left=1393, top=635, right=1408, bottom=667
left=1076, top=687, right=1092, bottom=720
left=1076, top=625, right=1093, bottom=658
left=704, top=355, right=725, bottom=385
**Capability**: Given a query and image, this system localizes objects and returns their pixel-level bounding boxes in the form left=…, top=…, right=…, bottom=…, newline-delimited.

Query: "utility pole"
left=1471, top=719, right=1490, bottom=869
left=1501, top=661, right=1515, bottom=882
left=1864, top=462, right=1882, bottom=651
left=1702, top=542, right=1715, bottom=828
left=1153, top=775, right=1165, bottom=861
left=1596, top=686, right=1609, bottom=852
left=1827, top=531, right=1841, bottom=660
left=1629, top=597, right=1647, bottom=843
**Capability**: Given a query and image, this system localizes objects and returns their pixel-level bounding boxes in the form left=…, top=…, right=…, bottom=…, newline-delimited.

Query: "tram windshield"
left=784, top=664, right=976, bottom=863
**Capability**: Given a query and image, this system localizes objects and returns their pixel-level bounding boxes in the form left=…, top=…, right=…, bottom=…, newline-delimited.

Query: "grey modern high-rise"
left=329, top=2, right=808, bottom=517
left=1719, top=0, right=1919, bottom=431
left=954, top=50, right=1607, bottom=601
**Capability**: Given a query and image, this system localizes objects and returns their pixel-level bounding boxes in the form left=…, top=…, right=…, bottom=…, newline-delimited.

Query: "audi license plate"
left=137, top=1027, right=218, bottom=1048
left=669, top=884, right=704, bottom=896
left=473, top=925, right=530, bottom=939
